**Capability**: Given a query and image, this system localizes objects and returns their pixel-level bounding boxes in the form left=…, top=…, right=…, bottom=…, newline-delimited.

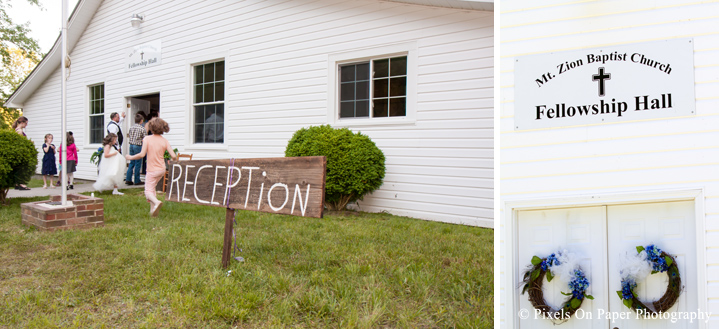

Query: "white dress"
left=93, top=148, right=126, bottom=191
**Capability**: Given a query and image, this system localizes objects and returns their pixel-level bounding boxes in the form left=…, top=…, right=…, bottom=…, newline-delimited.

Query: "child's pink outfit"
left=142, top=135, right=173, bottom=214
left=57, top=143, right=78, bottom=163
left=58, top=143, right=78, bottom=173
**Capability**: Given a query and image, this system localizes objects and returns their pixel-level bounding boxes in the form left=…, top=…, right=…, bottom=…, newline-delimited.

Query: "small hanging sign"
left=126, top=39, right=162, bottom=71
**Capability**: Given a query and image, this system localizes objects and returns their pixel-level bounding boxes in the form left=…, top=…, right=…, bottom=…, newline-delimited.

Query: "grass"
left=0, top=189, right=493, bottom=328
left=25, top=177, right=84, bottom=188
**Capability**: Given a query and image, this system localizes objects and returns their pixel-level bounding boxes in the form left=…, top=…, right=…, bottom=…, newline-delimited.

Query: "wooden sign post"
left=164, top=156, right=326, bottom=268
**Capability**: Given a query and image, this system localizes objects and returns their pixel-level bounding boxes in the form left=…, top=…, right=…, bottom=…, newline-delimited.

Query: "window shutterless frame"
left=191, top=60, right=225, bottom=144
left=337, top=56, right=408, bottom=119
left=88, top=84, right=104, bottom=144
left=326, top=42, right=417, bottom=127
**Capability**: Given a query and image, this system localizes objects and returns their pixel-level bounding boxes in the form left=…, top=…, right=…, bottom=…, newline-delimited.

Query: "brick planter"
left=21, top=194, right=104, bottom=231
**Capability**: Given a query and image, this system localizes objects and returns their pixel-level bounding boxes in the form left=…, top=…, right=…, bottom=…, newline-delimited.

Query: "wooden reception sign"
left=164, top=156, right=326, bottom=218
left=163, top=156, right=326, bottom=268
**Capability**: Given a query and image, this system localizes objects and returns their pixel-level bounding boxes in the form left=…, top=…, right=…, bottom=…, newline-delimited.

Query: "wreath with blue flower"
left=521, top=251, right=594, bottom=323
left=617, top=245, right=681, bottom=315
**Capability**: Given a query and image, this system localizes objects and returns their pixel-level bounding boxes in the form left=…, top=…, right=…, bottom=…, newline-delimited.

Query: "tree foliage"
left=285, top=125, right=386, bottom=211
left=0, top=129, right=38, bottom=204
left=1, top=46, right=38, bottom=128
left=0, top=0, right=41, bottom=65
left=0, top=0, right=42, bottom=129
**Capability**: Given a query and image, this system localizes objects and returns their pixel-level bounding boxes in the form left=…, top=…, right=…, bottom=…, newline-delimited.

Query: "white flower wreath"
left=617, top=245, right=681, bottom=315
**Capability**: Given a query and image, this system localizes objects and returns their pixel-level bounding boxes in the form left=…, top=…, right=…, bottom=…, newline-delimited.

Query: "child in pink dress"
left=126, top=118, right=176, bottom=216
left=58, top=132, right=78, bottom=190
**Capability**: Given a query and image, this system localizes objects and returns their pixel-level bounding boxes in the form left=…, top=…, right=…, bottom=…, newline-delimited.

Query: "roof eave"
left=4, top=0, right=102, bottom=108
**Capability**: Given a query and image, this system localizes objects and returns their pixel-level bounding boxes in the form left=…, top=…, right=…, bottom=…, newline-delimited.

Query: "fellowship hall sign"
left=514, top=39, right=695, bottom=130
left=126, top=39, right=162, bottom=72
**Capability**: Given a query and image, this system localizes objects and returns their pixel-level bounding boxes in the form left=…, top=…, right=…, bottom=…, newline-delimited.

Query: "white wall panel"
left=501, top=0, right=719, bottom=326
left=20, top=0, right=492, bottom=227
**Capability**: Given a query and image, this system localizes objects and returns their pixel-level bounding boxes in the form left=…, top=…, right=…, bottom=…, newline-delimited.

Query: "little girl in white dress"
left=93, top=133, right=125, bottom=195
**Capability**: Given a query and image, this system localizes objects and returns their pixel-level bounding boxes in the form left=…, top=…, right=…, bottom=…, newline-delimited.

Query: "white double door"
left=517, top=201, right=697, bottom=329
left=125, top=98, right=151, bottom=155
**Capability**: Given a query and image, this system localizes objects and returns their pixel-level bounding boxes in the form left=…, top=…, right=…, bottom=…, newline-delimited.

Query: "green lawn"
left=0, top=189, right=493, bottom=328
left=25, top=177, right=84, bottom=188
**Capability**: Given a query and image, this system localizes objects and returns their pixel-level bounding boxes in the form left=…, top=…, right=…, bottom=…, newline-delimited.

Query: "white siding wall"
left=21, top=0, right=492, bottom=227
left=500, top=1, right=719, bottom=327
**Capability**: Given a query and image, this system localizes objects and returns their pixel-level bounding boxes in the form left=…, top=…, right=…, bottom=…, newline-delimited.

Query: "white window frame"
left=184, top=54, right=228, bottom=151
left=86, top=83, right=105, bottom=146
left=327, top=42, right=417, bottom=127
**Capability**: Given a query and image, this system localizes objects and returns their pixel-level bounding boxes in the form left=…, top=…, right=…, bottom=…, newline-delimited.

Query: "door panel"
left=127, top=98, right=150, bottom=155
left=517, top=206, right=608, bottom=328
left=607, top=201, right=697, bottom=329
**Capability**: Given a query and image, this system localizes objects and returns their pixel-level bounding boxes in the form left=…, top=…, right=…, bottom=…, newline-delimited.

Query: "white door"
left=517, top=201, right=697, bottom=329
left=126, top=98, right=150, bottom=154
left=517, top=206, right=608, bottom=328
left=607, top=201, right=697, bottom=329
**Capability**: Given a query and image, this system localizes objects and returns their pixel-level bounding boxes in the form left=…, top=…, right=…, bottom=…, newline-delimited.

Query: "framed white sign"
left=126, top=39, right=162, bottom=71
left=514, top=39, right=695, bottom=130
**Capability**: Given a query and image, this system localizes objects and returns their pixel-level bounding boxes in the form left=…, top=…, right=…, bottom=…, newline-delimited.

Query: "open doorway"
left=124, top=93, right=160, bottom=155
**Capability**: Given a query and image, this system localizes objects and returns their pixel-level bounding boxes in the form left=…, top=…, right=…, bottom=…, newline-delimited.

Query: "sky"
left=6, top=0, right=80, bottom=54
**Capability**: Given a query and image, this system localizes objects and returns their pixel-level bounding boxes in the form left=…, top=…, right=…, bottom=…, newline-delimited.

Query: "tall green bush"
left=0, top=129, right=38, bottom=204
left=285, top=125, right=385, bottom=211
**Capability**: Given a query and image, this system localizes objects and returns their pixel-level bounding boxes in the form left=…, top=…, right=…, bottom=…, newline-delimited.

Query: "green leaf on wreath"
left=636, top=246, right=645, bottom=253
left=561, top=291, right=572, bottom=296
left=651, top=270, right=658, bottom=274
left=570, top=298, right=581, bottom=309
left=531, top=256, right=542, bottom=266
left=531, top=269, right=540, bottom=281
left=623, top=298, right=633, bottom=309
left=586, top=295, right=594, bottom=300
left=546, top=269, right=554, bottom=282
left=665, top=256, right=673, bottom=267
left=522, top=284, right=529, bottom=295
left=617, top=291, right=623, bottom=299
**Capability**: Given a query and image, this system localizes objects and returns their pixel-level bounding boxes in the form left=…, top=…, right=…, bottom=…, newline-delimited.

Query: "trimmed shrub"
left=0, top=129, right=38, bottom=204
left=285, top=125, right=385, bottom=211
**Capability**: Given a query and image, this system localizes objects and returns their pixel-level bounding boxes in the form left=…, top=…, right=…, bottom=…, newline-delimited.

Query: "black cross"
left=592, top=67, right=611, bottom=97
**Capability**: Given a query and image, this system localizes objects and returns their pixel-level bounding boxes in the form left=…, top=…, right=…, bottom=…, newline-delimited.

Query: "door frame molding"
left=503, top=188, right=706, bottom=329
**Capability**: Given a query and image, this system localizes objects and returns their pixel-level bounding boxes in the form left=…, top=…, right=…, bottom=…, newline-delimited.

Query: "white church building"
left=5, top=0, right=493, bottom=227
left=501, top=1, right=719, bottom=328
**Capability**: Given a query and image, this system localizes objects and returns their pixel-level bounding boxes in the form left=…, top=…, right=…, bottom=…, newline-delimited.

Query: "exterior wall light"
left=131, top=14, right=144, bottom=28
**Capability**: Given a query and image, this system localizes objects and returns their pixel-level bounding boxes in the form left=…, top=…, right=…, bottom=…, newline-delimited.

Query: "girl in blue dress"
left=41, top=133, right=57, bottom=188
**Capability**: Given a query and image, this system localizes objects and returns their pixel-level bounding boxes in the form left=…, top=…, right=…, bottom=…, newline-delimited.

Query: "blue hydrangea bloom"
left=546, top=253, right=560, bottom=266
left=568, top=269, right=589, bottom=300
left=645, top=245, right=669, bottom=272
left=621, top=278, right=637, bottom=300
left=541, top=253, right=561, bottom=271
